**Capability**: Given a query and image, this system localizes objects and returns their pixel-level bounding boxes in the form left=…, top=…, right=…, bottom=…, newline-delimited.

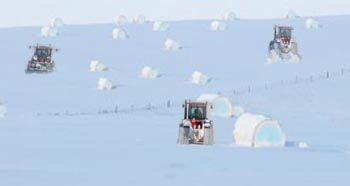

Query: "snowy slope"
left=0, top=16, right=350, bottom=186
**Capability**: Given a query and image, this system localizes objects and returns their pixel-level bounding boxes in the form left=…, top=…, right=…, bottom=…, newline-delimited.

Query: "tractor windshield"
left=188, top=106, right=206, bottom=120
left=279, top=28, right=292, bottom=38
left=35, top=48, right=51, bottom=58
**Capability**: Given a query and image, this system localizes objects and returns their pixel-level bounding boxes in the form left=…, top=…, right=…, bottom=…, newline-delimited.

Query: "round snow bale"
left=90, top=60, right=108, bottom=72
left=305, top=18, right=322, bottom=29
left=153, top=21, right=169, bottom=32
left=141, top=66, right=160, bottom=79
left=112, top=28, right=128, bottom=39
left=97, top=78, right=115, bottom=90
left=233, top=113, right=286, bottom=147
left=113, top=15, right=128, bottom=25
left=223, top=12, right=237, bottom=21
left=41, top=26, right=58, bottom=37
left=164, top=39, right=182, bottom=51
left=210, top=21, right=227, bottom=31
left=132, top=15, right=147, bottom=24
left=197, top=94, right=234, bottom=118
left=0, top=103, right=7, bottom=118
left=190, top=71, right=211, bottom=85
left=285, top=11, right=299, bottom=19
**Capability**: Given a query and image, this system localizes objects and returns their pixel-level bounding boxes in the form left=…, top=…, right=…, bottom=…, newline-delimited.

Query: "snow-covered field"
left=0, top=16, right=350, bottom=185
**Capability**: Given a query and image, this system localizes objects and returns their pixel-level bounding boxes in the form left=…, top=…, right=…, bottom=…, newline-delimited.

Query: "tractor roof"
left=188, top=102, right=207, bottom=107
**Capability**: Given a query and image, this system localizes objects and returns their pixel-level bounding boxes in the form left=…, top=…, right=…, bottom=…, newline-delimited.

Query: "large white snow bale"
left=197, top=94, right=234, bottom=118
left=90, top=60, right=108, bottom=72
left=164, top=39, right=182, bottom=51
left=113, top=15, right=128, bottom=25
left=152, top=21, right=169, bottom=32
left=223, top=12, right=237, bottom=21
left=49, top=17, right=64, bottom=27
left=305, top=18, right=322, bottom=29
left=97, top=78, right=116, bottom=90
left=285, top=11, right=300, bottom=19
left=41, top=26, right=58, bottom=37
left=132, top=15, right=147, bottom=24
left=141, top=66, right=160, bottom=79
left=190, top=71, right=211, bottom=85
left=0, top=102, right=7, bottom=118
left=210, top=21, right=227, bottom=31
left=233, top=113, right=286, bottom=147
left=112, top=28, right=128, bottom=39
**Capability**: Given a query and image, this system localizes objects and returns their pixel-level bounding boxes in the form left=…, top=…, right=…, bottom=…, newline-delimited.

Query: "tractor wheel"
left=203, top=125, right=214, bottom=145
left=177, top=125, right=190, bottom=144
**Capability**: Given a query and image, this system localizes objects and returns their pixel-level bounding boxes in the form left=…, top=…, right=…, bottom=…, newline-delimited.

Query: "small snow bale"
left=90, top=60, right=108, bottom=72
left=112, top=28, right=128, bottom=39
left=153, top=21, right=169, bottom=32
left=210, top=21, right=227, bottom=31
left=233, top=113, right=286, bottom=147
left=132, top=15, right=147, bottom=24
left=223, top=12, right=237, bottom=21
left=305, top=18, right=322, bottom=29
left=190, top=71, right=211, bottom=85
left=0, top=102, right=7, bottom=118
left=197, top=94, right=234, bottom=118
left=97, top=78, right=116, bottom=90
left=113, top=15, right=128, bottom=25
left=285, top=11, right=300, bottom=19
left=41, top=26, right=58, bottom=37
left=141, top=66, right=160, bottom=79
left=164, top=39, right=182, bottom=51
left=49, top=17, right=64, bottom=27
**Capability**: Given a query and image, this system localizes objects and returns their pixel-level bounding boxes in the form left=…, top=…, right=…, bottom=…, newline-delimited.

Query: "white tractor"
left=268, top=25, right=302, bottom=62
left=177, top=100, right=214, bottom=145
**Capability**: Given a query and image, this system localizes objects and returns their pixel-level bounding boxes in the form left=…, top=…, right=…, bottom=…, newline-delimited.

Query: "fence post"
left=326, top=71, right=329, bottom=79
left=167, top=100, right=171, bottom=108
left=115, top=105, right=118, bottom=113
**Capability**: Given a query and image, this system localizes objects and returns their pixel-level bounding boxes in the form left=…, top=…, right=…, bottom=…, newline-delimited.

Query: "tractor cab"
left=178, top=100, right=214, bottom=145
left=274, top=25, right=293, bottom=44
left=25, top=44, right=58, bottom=73
left=32, top=46, right=53, bottom=63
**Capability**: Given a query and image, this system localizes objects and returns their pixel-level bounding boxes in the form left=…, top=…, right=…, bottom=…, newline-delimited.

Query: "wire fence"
left=36, top=67, right=350, bottom=117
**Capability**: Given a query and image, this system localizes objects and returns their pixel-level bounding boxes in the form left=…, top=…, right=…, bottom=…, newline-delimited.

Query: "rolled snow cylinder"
left=190, top=71, right=211, bottom=85
left=223, top=12, right=237, bottom=21
left=49, top=17, right=64, bottom=27
left=0, top=103, right=7, bottom=118
left=132, top=15, right=147, bottom=24
left=197, top=94, right=234, bottom=118
left=112, top=28, right=128, bottom=39
left=233, top=113, right=286, bottom=147
left=305, top=18, right=322, bottom=29
left=97, top=78, right=115, bottom=90
left=141, top=66, right=160, bottom=79
left=113, top=15, right=128, bottom=25
left=90, top=60, right=108, bottom=72
left=210, top=21, right=227, bottom=31
left=285, top=11, right=299, bottom=19
left=153, top=21, right=169, bottom=32
left=41, top=26, right=58, bottom=37
left=164, top=39, right=182, bottom=51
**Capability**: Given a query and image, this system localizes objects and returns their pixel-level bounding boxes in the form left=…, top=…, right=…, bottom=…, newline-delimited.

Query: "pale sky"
left=0, top=0, right=349, bottom=27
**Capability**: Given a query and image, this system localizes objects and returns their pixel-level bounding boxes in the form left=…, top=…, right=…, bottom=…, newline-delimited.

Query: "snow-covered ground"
left=0, top=15, right=350, bottom=185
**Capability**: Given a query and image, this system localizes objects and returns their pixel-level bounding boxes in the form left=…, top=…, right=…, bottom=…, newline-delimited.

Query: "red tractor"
left=177, top=100, right=214, bottom=145
left=26, top=44, right=58, bottom=73
left=268, top=25, right=301, bottom=61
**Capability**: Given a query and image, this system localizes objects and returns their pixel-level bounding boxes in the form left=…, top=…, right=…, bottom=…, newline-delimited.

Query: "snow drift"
left=190, top=71, right=211, bottom=85
left=153, top=21, right=169, bottom=32
left=285, top=11, right=300, bottom=19
left=266, top=50, right=301, bottom=64
left=49, top=17, right=64, bottom=27
left=97, top=78, right=116, bottom=90
left=41, top=26, right=58, bottom=37
left=164, top=39, right=182, bottom=51
left=0, top=102, right=6, bottom=118
left=113, top=15, right=128, bottom=25
left=305, top=18, right=322, bottom=29
left=112, top=28, right=128, bottom=39
left=233, top=113, right=286, bottom=147
left=197, top=94, right=234, bottom=118
left=223, top=12, right=237, bottom=21
left=90, top=60, right=108, bottom=72
left=210, top=21, right=227, bottom=31
left=132, top=15, right=147, bottom=24
left=141, top=66, right=160, bottom=79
